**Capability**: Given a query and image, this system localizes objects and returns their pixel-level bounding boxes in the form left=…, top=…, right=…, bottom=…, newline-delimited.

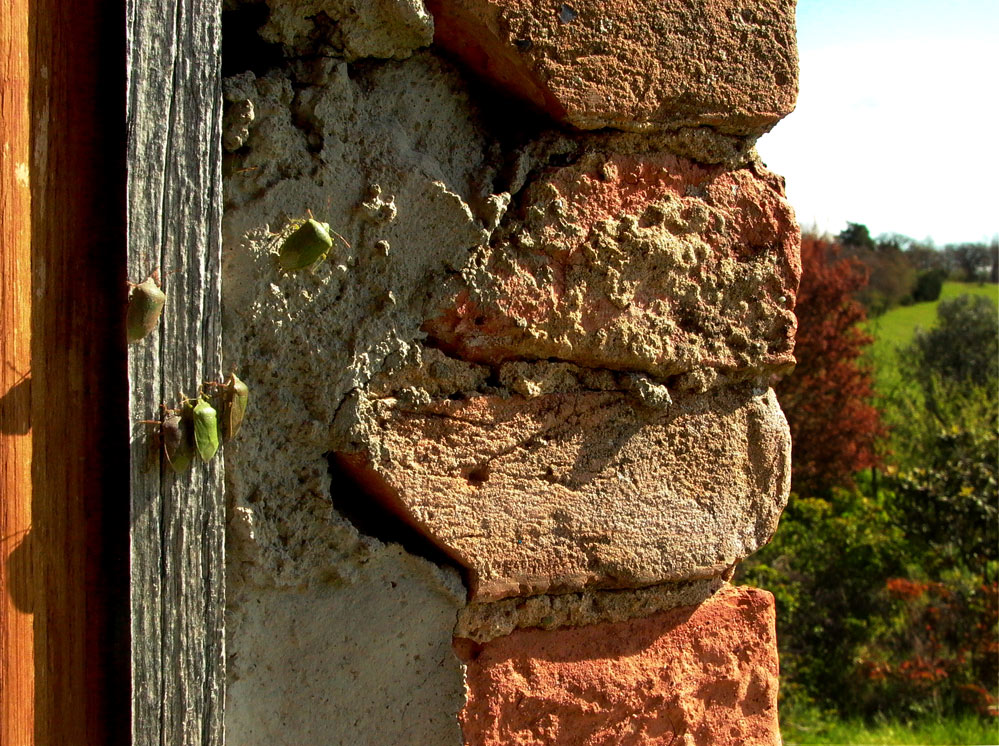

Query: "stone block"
left=334, top=381, right=790, bottom=602
left=424, top=150, right=800, bottom=391
left=225, top=546, right=465, bottom=745
left=455, top=585, right=781, bottom=746
left=427, top=0, right=797, bottom=134
left=456, top=576, right=727, bottom=642
left=258, top=0, right=434, bottom=60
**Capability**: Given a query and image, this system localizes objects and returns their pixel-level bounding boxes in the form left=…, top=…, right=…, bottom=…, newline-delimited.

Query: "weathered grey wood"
left=126, top=0, right=224, bottom=743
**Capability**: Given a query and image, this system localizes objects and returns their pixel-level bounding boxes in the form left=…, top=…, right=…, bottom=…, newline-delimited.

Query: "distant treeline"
left=828, top=222, right=998, bottom=316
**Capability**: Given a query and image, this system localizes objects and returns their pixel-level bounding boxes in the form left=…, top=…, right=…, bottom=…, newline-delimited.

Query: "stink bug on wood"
left=184, top=396, right=220, bottom=462
left=137, top=404, right=194, bottom=474
left=161, top=411, right=194, bottom=473
left=126, top=271, right=167, bottom=343
left=205, top=372, right=249, bottom=442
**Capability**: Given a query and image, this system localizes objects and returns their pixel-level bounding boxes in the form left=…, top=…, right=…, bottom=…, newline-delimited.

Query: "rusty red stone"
left=424, top=151, right=800, bottom=385
left=456, top=586, right=781, bottom=745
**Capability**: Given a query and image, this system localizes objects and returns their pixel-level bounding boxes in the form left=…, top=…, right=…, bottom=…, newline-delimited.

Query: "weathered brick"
left=425, top=150, right=800, bottom=391
left=335, top=379, right=790, bottom=602
left=427, top=0, right=798, bottom=134
left=456, top=586, right=781, bottom=746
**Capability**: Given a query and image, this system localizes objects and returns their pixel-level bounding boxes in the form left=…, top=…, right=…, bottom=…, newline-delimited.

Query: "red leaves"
left=886, top=577, right=932, bottom=601
left=855, top=578, right=999, bottom=715
left=777, top=233, right=885, bottom=494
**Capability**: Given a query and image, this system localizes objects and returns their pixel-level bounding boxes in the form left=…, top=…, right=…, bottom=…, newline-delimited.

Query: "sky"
left=755, top=0, right=999, bottom=246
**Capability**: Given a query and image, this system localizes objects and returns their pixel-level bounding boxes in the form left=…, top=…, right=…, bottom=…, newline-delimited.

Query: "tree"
left=944, top=243, right=992, bottom=282
left=852, top=245, right=916, bottom=314
left=836, top=224, right=918, bottom=314
left=990, top=237, right=998, bottom=284
left=911, top=269, right=946, bottom=303
left=890, top=419, right=998, bottom=572
left=909, top=295, right=999, bottom=390
left=904, top=242, right=946, bottom=274
left=776, top=233, right=884, bottom=495
left=875, top=232, right=915, bottom=253
left=876, top=294, right=999, bottom=717
left=738, top=488, right=910, bottom=719
left=746, top=272, right=999, bottom=725
left=886, top=293, right=999, bottom=475
left=839, top=221, right=875, bottom=251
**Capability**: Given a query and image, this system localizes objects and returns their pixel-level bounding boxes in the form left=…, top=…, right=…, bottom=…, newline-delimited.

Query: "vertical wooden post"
left=126, top=0, right=226, bottom=743
left=1, top=0, right=34, bottom=741
left=5, top=0, right=225, bottom=741
left=28, top=0, right=131, bottom=743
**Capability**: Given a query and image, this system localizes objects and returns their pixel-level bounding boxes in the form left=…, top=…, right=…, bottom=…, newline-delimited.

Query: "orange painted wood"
left=1, top=0, right=34, bottom=742
left=25, top=0, right=131, bottom=742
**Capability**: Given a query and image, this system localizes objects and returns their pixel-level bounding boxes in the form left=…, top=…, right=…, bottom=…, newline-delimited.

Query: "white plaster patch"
left=226, top=546, right=465, bottom=745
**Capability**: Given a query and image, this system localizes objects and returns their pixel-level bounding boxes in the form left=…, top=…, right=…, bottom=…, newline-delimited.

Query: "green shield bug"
left=277, top=218, right=334, bottom=271
left=206, top=372, right=249, bottom=442
left=185, top=396, right=220, bottom=462
left=220, top=373, right=249, bottom=442
left=161, top=411, right=194, bottom=473
left=126, top=272, right=167, bottom=343
left=137, top=404, right=193, bottom=473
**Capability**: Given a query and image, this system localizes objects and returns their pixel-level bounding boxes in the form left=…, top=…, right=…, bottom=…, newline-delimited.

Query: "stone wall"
left=220, top=1, right=799, bottom=743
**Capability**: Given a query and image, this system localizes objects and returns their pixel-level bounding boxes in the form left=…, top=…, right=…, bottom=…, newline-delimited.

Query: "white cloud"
left=759, top=36, right=999, bottom=244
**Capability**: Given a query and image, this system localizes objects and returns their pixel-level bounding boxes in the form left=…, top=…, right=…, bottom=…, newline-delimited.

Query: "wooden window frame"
left=2, top=0, right=225, bottom=742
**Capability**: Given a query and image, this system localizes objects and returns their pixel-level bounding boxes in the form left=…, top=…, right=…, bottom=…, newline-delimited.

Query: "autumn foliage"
left=777, top=233, right=884, bottom=494
left=856, top=578, right=999, bottom=718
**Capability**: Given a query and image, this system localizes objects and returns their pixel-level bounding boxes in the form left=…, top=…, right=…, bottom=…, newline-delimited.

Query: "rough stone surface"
left=220, top=49, right=795, bottom=597
left=226, top=545, right=465, bottom=745
left=424, top=150, right=800, bottom=393
left=221, top=47, right=498, bottom=746
left=456, top=585, right=781, bottom=746
left=222, top=51, right=498, bottom=588
left=220, top=1, right=799, bottom=740
left=427, top=0, right=798, bottom=135
left=335, top=373, right=791, bottom=602
left=254, top=0, right=435, bottom=60
left=456, top=575, right=727, bottom=642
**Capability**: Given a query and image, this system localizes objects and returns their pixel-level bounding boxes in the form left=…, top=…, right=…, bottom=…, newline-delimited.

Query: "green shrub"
left=912, top=269, right=947, bottom=303
left=751, top=278, right=999, bottom=725
left=906, top=295, right=999, bottom=390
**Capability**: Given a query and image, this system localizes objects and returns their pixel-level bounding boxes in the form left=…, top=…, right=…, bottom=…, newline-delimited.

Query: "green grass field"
left=867, top=282, right=999, bottom=351
left=864, top=282, right=999, bottom=394
left=783, top=713, right=999, bottom=745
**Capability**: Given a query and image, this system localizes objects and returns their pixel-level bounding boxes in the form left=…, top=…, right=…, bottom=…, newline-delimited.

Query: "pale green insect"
left=277, top=218, right=334, bottom=271
left=223, top=374, right=249, bottom=441
left=185, top=396, right=220, bottom=462
left=126, top=272, right=167, bottom=343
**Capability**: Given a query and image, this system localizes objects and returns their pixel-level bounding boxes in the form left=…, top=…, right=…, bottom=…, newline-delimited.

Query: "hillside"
left=865, top=282, right=999, bottom=393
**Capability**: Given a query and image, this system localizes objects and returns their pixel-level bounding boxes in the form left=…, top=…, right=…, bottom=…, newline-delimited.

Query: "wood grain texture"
left=28, top=0, right=131, bottom=742
left=1, top=0, right=34, bottom=740
left=126, top=0, right=225, bottom=743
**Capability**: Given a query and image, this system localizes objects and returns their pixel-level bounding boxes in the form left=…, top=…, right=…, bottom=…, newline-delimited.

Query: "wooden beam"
left=28, top=0, right=131, bottom=743
left=1, top=0, right=34, bottom=740
left=4, top=0, right=224, bottom=740
left=126, top=0, right=226, bottom=743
